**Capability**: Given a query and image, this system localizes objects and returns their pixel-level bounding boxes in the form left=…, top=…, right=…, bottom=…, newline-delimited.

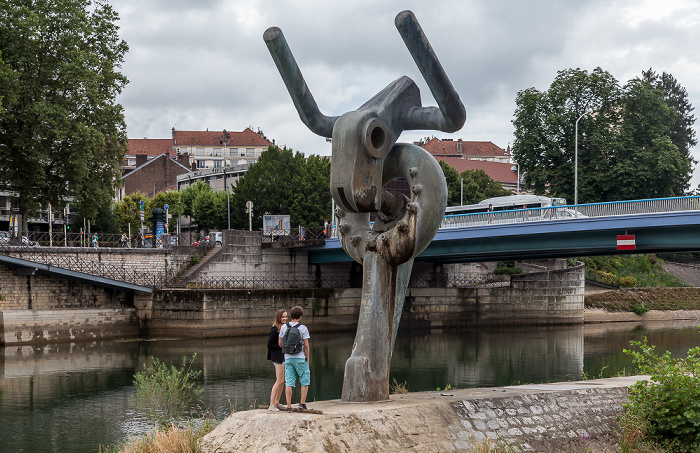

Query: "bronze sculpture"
left=264, top=10, right=465, bottom=402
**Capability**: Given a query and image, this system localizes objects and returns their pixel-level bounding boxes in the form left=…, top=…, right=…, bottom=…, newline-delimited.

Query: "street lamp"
left=574, top=111, right=593, bottom=206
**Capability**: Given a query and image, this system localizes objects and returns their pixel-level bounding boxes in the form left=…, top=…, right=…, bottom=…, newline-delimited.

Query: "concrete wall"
left=143, top=264, right=585, bottom=338
left=0, top=266, right=135, bottom=310
left=1, top=308, right=139, bottom=344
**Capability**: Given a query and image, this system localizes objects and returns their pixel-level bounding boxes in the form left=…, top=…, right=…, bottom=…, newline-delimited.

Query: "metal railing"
left=175, top=273, right=508, bottom=290
left=1, top=249, right=167, bottom=287
left=441, top=195, right=700, bottom=229
left=261, top=225, right=328, bottom=244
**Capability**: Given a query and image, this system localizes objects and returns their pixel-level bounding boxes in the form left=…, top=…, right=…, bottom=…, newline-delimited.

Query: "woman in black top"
left=267, top=309, right=287, bottom=411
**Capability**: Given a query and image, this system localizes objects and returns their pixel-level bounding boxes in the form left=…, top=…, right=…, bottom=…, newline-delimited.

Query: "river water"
left=1, top=320, right=699, bottom=452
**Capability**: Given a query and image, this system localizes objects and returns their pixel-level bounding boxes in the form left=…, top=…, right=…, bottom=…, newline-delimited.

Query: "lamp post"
left=574, top=111, right=592, bottom=206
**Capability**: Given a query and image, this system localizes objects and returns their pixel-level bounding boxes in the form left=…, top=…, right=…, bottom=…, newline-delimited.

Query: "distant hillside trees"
left=512, top=67, right=696, bottom=202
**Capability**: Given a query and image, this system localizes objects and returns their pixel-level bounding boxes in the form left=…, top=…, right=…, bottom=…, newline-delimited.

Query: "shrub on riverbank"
left=99, top=422, right=216, bottom=453
left=581, top=255, right=689, bottom=288
left=620, top=338, right=700, bottom=452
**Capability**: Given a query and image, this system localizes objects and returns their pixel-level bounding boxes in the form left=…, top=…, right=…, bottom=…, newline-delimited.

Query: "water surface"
left=1, top=321, right=698, bottom=452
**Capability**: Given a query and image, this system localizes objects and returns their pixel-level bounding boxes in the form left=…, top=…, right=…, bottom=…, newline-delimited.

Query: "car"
left=192, top=237, right=210, bottom=247
left=20, top=236, right=38, bottom=246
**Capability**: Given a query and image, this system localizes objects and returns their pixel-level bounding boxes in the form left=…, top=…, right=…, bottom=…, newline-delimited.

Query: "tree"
left=192, top=190, right=227, bottom=232
left=459, top=169, right=510, bottom=204
left=230, top=146, right=330, bottom=230
left=0, top=0, right=129, bottom=234
left=114, top=192, right=148, bottom=234
left=512, top=68, right=621, bottom=202
left=438, top=160, right=461, bottom=206
left=641, top=69, right=697, bottom=194
left=608, top=79, right=691, bottom=200
left=512, top=67, right=694, bottom=202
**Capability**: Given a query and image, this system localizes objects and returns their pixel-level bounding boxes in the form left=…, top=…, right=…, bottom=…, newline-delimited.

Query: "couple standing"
left=267, top=306, right=311, bottom=411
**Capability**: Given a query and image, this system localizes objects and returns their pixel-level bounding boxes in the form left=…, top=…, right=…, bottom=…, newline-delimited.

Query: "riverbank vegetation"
left=579, top=254, right=688, bottom=288
left=620, top=339, right=700, bottom=452
left=101, top=355, right=217, bottom=453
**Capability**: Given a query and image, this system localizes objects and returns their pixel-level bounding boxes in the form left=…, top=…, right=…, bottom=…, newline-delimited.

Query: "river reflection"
left=1, top=321, right=698, bottom=453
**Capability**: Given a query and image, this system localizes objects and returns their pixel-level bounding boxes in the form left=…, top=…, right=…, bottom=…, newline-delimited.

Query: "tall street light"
left=574, top=111, right=592, bottom=206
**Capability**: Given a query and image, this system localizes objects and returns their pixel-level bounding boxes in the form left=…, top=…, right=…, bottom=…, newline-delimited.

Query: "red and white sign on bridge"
left=617, top=235, right=636, bottom=250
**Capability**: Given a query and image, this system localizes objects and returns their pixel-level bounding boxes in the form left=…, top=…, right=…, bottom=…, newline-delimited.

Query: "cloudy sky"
left=112, top=0, right=700, bottom=188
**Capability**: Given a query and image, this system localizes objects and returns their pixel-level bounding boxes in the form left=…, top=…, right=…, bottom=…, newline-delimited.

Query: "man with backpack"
left=278, top=305, right=311, bottom=411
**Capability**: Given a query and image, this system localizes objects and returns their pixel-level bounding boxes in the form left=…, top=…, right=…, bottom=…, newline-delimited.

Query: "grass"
left=390, top=378, right=409, bottom=394
left=99, top=420, right=217, bottom=453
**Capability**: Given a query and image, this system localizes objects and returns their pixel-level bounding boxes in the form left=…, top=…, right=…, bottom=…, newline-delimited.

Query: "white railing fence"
left=441, top=196, right=700, bottom=229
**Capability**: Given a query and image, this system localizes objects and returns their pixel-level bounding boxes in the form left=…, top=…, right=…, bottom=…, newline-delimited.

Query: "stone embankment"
left=201, top=376, right=645, bottom=453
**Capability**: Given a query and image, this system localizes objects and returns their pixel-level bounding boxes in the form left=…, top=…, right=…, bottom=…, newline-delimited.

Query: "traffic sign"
left=164, top=204, right=169, bottom=210
left=617, top=235, right=635, bottom=250
left=140, top=200, right=145, bottom=210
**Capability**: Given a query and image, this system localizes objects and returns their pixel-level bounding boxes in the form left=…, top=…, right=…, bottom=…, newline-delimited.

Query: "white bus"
left=442, top=195, right=575, bottom=228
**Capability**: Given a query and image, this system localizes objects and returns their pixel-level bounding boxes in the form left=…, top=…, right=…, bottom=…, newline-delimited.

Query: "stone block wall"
left=1, top=308, right=139, bottom=344
left=0, top=266, right=134, bottom=310
left=145, top=264, right=585, bottom=338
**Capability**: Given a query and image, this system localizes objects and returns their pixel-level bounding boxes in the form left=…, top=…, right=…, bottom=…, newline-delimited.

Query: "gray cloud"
left=112, top=0, right=700, bottom=187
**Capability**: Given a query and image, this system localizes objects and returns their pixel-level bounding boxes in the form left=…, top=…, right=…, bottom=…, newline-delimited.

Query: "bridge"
left=307, top=196, right=700, bottom=264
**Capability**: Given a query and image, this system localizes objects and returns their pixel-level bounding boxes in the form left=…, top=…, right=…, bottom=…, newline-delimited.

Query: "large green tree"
left=0, top=0, right=129, bottom=233
left=230, top=146, right=331, bottom=230
left=511, top=67, right=695, bottom=203
left=641, top=68, right=697, bottom=194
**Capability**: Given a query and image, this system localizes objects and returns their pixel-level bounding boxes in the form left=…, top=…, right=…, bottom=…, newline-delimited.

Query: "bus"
left=441, top=195, right=574, bottom=228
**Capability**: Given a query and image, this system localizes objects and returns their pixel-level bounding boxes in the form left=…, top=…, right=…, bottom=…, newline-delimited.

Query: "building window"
left=229, top=148, right=238, bottom=157
left=213, top=160, right=222, bottom=168
left=196, top=160, right=206, bottom=168
left=196, top=148, right=205, bottom=156
left=213, top=148, right=222, bottom=156
left=246, top=148, right=255, bottom=157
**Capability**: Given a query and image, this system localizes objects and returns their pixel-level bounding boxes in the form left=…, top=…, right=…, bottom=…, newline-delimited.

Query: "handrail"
left=441, top=195, right=700, bottom=229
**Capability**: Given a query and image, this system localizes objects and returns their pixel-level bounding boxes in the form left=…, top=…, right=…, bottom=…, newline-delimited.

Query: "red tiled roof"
left=172, top=127, right=273, bottom=147
left=421, top=138, right=507, bottom=157
left=128, top=139, right=173, bottom=157
left=438, top=157, right=518, bottom=185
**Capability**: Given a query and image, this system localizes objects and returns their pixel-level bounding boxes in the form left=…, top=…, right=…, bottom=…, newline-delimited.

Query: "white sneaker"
left=268, top=405, right=280, bottom=411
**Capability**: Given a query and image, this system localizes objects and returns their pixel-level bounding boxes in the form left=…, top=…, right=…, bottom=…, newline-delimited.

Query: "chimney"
left=457, top=139, right=463, bottom=155
left=135, top=154, right=148, bottom=167
left=177, top=153, right=190, bottom=167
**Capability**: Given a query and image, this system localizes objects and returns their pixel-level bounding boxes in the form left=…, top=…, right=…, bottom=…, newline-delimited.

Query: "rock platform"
left=201, top=376, right=647, bottom=452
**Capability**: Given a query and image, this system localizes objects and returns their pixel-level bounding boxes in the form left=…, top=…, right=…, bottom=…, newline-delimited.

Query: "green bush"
left=594, top=270, right=619, bottom=286
left=630, top=302, right=649, bottom=315
left=132, top=355, right=204, bottom=429
left=494, top=261, right=523, bottom=275
left=621, top=338, right=700, bottom=452
left=619, top=276, right=638, bottom=287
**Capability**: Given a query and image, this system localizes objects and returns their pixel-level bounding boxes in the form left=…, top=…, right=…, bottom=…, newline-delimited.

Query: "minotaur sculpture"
left=264, top=10, right=465, bottom=402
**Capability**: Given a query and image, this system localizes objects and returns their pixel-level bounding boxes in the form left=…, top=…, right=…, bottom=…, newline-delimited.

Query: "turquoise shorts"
left=284, top=358, right=310, bottom=387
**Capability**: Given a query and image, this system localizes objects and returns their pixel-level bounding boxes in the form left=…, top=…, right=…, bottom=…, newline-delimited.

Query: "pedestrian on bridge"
left=91, top=233, right=98, bottom=248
